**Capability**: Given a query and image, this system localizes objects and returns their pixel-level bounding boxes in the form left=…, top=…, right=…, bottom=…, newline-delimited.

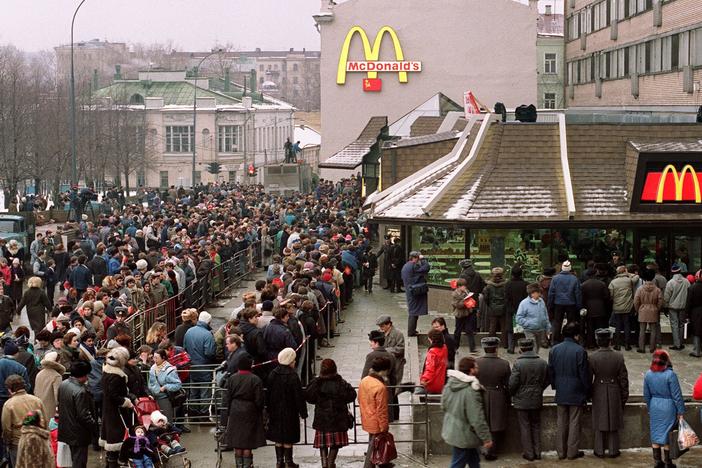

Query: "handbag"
left=168, top=388, right=187, bottom=407
left=668, top=423, right=689, bottom=460
left=409, top=282, right=428, bottom=297
left=370, top=431, right=397, bottom=465
left=346, top=406, right=355, bottom=429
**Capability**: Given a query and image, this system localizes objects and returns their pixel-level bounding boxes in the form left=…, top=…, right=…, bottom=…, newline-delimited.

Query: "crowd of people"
left=0, top=177, right=394, bottom=468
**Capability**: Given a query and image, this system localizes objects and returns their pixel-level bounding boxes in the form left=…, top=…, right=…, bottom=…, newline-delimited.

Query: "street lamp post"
left=70, top=0, right=88, bottom=187
left=192, top=49, right=222, bottom=188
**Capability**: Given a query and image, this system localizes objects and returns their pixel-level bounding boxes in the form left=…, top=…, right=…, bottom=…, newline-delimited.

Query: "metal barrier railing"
left=124, top=242, right=258, bottom=348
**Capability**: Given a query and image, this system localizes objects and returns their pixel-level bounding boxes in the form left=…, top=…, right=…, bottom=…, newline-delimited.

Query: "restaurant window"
left=674, top=235, right=701, bottom=274
left=469, top=229, right=551, bottom=283
left=556, top=229, right=634, bottom=276
left=411, top=227, right=465, bottom=286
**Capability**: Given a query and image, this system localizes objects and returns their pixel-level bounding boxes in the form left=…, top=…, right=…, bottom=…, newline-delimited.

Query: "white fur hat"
left=198, top=311, right=212, bottom=324
left=106, top=346, right=130, bottom=368
left=278, top=347, right=296, bottom=366
left=150, top=410, right=167, bottom=425
left=562, top=260, right=572, bottom=272
left=43, top=351, right=59, bottom=363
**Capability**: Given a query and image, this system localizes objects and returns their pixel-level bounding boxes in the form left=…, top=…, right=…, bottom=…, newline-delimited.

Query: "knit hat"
left=198, top=311, right=212, bottom=324
left=277, top=347, right=296, bottom=366
left=561, top=261, right=572, bottom=272
left=261, top=300, right=274, bottom=312
left=671, top=263, right=682, bottom=273
left=650, top=349, right=670, bottom=373
left=43, top=351, right=59, bottom=364
left=321, top=270, right=333, bottom=282
left=150, top=410, right=168, bottom=425
left=106, top=347, right=129, bottom=368
left=136, top=259, right=148, bottom=271
left=3, top=340, right=18, bottom=356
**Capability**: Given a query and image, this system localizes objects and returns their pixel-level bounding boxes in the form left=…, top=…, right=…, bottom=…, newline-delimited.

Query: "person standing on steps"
left=504, top=267, right=529, bottom=354
left=588, top=328, right=629, bottom=459
left=508, top=338, right=550, bottom=462
left=664, top=263, right=690, bottom=351
left=401, top=251, right=430, bottom=337
left=376, top=315, right=405, bottom=422
left=484, top=268, right=507, bottom=345
left=452, top=278, right=478, bottom=353
left=634, top=268, right=663, bottom=354
left=685, top=270, right=702, bottom=357
left=387, top=238, right=405, bottom=294
left=475, top=337, right=511, bottom=461
left=547, top=261, right=582, bottom=344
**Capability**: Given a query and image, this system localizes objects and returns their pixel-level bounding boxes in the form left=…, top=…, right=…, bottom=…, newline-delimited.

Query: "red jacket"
left=421, top=345, right=448, bottom=394
left=694, top=372, right=702, bottom=401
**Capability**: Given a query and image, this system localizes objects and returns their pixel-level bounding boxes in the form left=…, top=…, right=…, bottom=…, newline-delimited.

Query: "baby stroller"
left=128, top=397, right=191, bottom=468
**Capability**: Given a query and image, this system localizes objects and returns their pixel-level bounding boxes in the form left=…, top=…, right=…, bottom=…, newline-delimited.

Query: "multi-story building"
left=93, top=70, right=294, bottom=188
left=537, top=7, right=566, bottom=108
left=55, top=39, right=129, bottom=83
left=565, top=0, right=702, bottom=108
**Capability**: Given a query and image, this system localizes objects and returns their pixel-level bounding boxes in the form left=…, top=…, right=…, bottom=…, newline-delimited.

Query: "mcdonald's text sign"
left=641, top=164, right=702, bottom=204
left=337, top=26, right=422, bottom=92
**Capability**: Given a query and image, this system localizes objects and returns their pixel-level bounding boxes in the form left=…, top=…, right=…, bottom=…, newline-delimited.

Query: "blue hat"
left=3, top=340, right=18, bottom=356
left=671, top=263, right=682, bottom=273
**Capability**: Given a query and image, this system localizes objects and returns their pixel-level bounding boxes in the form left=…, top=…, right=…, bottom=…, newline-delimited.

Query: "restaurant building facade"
left=365, top=112, right=702, bottom=289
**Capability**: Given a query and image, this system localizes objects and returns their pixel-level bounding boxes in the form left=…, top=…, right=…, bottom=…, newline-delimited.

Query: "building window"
left=228, top=170, right=236, bottom=182
left=544, top=93, right=557, bottom=109
left=293, top=76, right=299, bottom=84
left=410, top=227, right=466, bottom=286
left=293, top=63, right=299, bottom=71
left=165, top=126, right=193, bottom=153
left=259, top=65, right=264, bottom=72
left=159, top=171, right=169, bottom=189
left=137, top=171, right=145, bottom=187
left=544, top=53, right=557, bottom=74
left=218, top=125, right=241, bottom=153
left=193, top=171, right=201, bottom=185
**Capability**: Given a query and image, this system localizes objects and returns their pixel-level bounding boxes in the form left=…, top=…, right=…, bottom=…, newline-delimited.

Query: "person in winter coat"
left=118, top=425, right=155, bottom=468
left=148, top=349, right=182, bottom=422
left=35, top=352, right=65, bottom=418
left=305, top=359, right=357, bottom=468
left=401, top=251, right=430, bottom=337
left=262, top=307, right=298, bottom=360
left=8, top=258, right=24, bottom=305
left=239, top=308, right=267, bottom=369
left=693, top=371, right=702, bottom=400
left=15, top=410, right=54, bottom=468
left=475, top=336, right=511, bottom=461
left=458, top=259, right=486, bottom=301
left=634, top=268, right=664, bottom=354
left=0, top=283, right=14, bottom=334
left=266, top=348, right=307, bottom=468
left=452, top=278, right=478, bottom=352
left=581, top=266, right=612, bottom=349
left=548, top=322, right=590, bottom=460
left=588, top=328, right=629, bottom=459
left=440, top=356, right=492, bottom=468
left=57, top=360, right=96, bottom=468
left=504, top=267, right=528, bottom=353
left=431, top=317, right=456, bottom=370
left=686, top=271, right=702, bottom=357
left=183, top=311, right=216, bottom=417
left=664, top=263, right=690, bottom=350
left=2, top=375, right=47, bottom=466
left=418, top=329, right=448, bottom=394
left=362, top=247, right=378, bottom=293
left=508, top=338, right=550, bottom=462
left=609, top=266, right=638, bottom=350
left=484, top=267, right=507, bottom=345
left=547, top=261, right=582, bottom=344
left=100, top=347, right=134, bottom=468
left=221, top=356, right=266, bottom=468
left=174, top=308, right=198, bottom=347
left=516, top=284, right=551, bottom=353
left=16, top=276, right=52, bottom=336
left=358, top=356, right=392, bottom=468
left=643, top=350, right=685, bottom=468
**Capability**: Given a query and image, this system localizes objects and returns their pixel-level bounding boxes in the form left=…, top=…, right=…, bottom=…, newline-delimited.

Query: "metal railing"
left=124, top=242, right=258, bottom=348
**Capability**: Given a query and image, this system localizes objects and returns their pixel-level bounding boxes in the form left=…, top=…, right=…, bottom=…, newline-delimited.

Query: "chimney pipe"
left=92, top=69, right=99, bottom=90
left=250, top=69, right=257, bottom=94
left=114, top=64, right=122, bottom=80
left=224, top=67, right=230, bottom=92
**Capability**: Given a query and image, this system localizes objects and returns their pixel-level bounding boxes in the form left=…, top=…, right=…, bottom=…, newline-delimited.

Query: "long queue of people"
left=0, top=178, right=376, bottom=468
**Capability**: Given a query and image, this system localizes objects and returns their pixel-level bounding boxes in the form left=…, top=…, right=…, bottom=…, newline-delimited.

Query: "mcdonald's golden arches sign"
left=641, top=164, right=702, bottom=204
left=337, top=26, right=422, bottom=92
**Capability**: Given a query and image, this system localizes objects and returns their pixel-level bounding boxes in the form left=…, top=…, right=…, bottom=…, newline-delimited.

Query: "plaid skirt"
left=313, top=430, right=349, bottom=448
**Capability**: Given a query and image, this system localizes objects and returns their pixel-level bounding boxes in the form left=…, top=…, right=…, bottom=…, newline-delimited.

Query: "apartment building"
left=565, top=0, right=702, bottom=107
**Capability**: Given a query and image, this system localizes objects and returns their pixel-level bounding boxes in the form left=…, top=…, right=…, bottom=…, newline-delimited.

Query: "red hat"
left=322, top=270, right=333, bottom=282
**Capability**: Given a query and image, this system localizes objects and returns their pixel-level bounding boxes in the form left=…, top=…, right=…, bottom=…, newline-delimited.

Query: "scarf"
left=153, top=361, right=167, bottom=376
left=133, top=435, right=149, bottom=453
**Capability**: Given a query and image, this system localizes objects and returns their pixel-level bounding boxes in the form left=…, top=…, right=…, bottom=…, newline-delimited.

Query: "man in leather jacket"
left=57, top=361, right=96, bottom=468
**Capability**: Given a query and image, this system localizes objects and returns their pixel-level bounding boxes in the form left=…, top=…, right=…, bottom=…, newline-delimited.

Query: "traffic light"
left=248, top=164, right=257, bottom=177
left=207, top=162, right=221, bottom=175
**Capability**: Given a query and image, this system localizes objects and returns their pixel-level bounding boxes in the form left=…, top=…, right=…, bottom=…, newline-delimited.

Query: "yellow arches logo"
left=656, top=164, right=701, bottom=203
left=336, top=26, right=421, bottom=89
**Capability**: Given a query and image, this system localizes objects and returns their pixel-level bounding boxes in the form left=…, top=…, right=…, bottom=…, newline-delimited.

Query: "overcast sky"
left=0, top=0, right=323, bottom=52
left=0, top=0, right=563, bottom=53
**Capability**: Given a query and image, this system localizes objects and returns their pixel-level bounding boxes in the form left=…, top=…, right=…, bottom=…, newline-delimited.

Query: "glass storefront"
left=469, top=229, right=551, bottom=282
left=674, top=235, right=702, bottom=274
left=410, top=226, right=465, bottom=286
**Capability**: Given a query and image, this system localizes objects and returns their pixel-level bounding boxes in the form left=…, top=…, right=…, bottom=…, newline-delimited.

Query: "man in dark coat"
left=458, top=259, right=486, bottom=297
left=547, top=261, right=582, bottom=344
left=484, top=268, right=507, bottom=343
left=548, top=322, right=591, bottom=460
left=361, top=330, right=397, bottom=385
left=504, top=267, right=528, bottom=354
left=589, top=328, right=629, bottom=459
left=57, top=361, right=96, bottom=468
left=376, top=236, right=393, bottom=289
left=388, top=238, right=405, bottom=293
left=509, top=338, right=550, bottom=462
left=581, top=265, right=612, bottom=349
left=401, top=251, right=430, bottom=337
left=476, top=337, right=511, bottom=461
left=262, top=308, right=298, bottom=361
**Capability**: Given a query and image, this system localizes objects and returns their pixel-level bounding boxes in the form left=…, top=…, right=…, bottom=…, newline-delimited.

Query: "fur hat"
left=106, top=346, right=130, bottom=368
left=150, top=410, right=168, bottom=425
left=198, top=311, right=212, bottom=324
left=136, top=259, right=148, bottom=271
left=43, top=351, right=59, bottom=364
left=277, top=347, right=296, bottom=366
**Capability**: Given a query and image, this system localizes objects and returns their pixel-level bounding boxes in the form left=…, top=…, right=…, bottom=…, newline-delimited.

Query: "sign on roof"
left=337, top=26, right=422, bottom=92
left=632, top=154, right=702, bottom=212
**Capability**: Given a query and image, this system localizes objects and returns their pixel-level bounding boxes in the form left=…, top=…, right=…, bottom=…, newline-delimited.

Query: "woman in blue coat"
left=148, top=349, right=183, bottom=422
left=643, top=349, right=685, bottom=468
